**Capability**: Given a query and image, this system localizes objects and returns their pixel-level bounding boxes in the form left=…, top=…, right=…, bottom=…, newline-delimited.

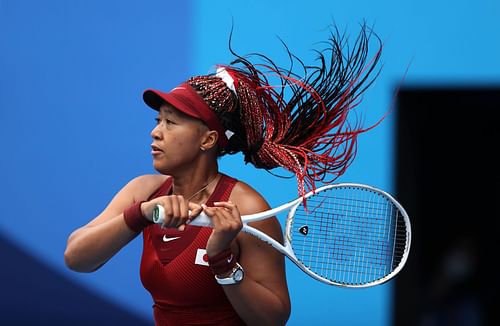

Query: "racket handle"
left=152, top=204, right=213, bottom=227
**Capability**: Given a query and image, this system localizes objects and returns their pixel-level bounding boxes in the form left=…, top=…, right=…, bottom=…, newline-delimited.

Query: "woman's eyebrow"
left=158, top=108, right=174, bottom=118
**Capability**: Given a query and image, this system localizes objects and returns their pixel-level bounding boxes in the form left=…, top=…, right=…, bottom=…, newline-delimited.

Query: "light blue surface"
left=192, top=1, right=500, bottom=324
left=0, top=0, right=193, bottom=320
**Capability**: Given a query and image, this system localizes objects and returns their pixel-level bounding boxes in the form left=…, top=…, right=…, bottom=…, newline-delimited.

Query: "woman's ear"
left=200, top=130, right=219, bottom=151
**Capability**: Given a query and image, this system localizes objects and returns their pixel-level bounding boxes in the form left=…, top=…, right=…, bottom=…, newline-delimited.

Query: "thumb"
left=201, top=203, right=216, bottom=216
left=188, top=202, right=203, bottom=218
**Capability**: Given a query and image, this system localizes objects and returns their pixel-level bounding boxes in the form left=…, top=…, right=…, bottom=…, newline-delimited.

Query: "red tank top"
left=140, top=174, right=246, bottom=326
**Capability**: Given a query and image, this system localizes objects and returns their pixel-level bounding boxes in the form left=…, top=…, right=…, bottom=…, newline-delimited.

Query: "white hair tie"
left=215, top=67, right=236, bottom=141
left=216, top=67, right=237, bottom=98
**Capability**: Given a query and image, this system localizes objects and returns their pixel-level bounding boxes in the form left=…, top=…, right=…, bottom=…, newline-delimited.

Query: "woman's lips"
left=151, top=144, right=163, bottom=155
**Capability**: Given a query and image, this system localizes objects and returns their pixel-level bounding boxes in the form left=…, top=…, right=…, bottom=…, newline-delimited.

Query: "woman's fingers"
left=203, top=202, right=242, bottom=228
left=188, top=202, right=203, bottom=218
left=150, top=196, right=206, bottom=230
left=202, top=202, right=243, bottom=256
left=154, top=195, right=190, bottom=228
left=151, top=198, right=241, bottom=236
left=213, top=201, right=235, bottom=209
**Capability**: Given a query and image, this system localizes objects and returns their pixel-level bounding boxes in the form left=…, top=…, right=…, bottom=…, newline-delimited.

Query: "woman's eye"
left=155, top=118, right=174, bottom=125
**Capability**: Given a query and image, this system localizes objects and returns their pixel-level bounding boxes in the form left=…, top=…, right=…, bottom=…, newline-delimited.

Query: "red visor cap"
left=143, top=82, right=228, bottom=148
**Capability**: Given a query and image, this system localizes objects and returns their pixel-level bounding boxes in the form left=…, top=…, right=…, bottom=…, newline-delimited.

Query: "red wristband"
left=208, top=248, right=237, bottom=276
left=123, top=201, right=152, bottom=233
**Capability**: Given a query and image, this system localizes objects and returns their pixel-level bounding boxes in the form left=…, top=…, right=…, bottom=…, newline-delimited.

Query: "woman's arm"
left=203, top=182, right=291, bottom=326
left=64, top=175, right=167, bottom=272
left=226, top=219, right=291, bottom=325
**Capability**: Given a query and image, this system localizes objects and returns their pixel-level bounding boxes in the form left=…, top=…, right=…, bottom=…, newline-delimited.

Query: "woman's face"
left=150, top=103, right=209, bottom=174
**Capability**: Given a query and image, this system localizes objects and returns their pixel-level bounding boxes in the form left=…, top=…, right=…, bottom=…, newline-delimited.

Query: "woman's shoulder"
left=130, top=174, right=170, bottom=187
left=230, top=179, right=270, bottom=216
left=125, top=174, right=171, bottom=201
left=231, top=179, right=259, bottom=195
left=231, top=179, right=283, bottom=246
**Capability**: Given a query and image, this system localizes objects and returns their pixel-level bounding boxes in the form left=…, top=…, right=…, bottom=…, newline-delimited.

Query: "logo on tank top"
left=162, top=235, right=180, bottom=243
left=195, top=248, right=209, bottom=266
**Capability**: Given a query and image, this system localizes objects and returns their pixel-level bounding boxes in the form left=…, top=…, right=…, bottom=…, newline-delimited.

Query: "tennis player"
left=64, top=25, right=381, bottom=325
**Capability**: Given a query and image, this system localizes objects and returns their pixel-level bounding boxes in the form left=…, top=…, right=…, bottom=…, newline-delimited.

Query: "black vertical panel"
left=394, top=88, right=500, bottom=326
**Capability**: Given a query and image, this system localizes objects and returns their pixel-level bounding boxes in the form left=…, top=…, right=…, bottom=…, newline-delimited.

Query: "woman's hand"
left=202, top=201, right=243, bottom=257
left=141, top=195, right=203, bottom=231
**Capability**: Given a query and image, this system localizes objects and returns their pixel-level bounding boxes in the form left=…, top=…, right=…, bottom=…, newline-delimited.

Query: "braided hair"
left=188, top=23, right=382, bottom=197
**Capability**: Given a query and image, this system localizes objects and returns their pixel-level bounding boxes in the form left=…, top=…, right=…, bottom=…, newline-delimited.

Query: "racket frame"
left=153, top=183, right=411, bottom=287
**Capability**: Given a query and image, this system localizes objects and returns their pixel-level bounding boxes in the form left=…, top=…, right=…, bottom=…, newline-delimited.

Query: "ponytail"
left=191, top=23, right=382, bottom=197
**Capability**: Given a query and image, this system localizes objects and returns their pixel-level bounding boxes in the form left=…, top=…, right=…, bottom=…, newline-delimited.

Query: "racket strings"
left=290, top=187, right=409, bottom=286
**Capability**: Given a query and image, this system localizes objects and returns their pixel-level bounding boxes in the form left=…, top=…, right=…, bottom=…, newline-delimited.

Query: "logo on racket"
left=153, top=206, right=161, bottom=223
left=299, top=225, right=309, bottom=236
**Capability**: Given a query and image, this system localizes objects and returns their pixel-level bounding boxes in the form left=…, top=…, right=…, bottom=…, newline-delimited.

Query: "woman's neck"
left=171, top=162, right=220, bottom=202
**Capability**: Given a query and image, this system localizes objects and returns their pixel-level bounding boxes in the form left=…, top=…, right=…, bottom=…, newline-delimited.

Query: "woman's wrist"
left=123, top=201, right=153, bottom=232
left=208, top=248, right=237, bottom=276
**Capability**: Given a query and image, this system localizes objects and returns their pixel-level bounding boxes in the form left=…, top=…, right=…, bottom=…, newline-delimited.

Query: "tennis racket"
left=153, top=183, right=411, bottom=288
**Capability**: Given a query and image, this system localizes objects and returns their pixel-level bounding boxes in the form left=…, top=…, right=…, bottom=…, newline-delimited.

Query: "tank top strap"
left=206, top=174, right=238, bottom=205
left=147, top=176, right=173, bottom=201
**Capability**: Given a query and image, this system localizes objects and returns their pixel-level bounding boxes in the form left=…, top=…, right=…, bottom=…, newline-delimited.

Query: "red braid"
left=189, top=24, right=383, bottom=199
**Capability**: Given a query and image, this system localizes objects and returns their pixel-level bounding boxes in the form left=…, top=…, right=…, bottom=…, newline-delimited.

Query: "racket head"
left=285, top=183, right=411, bottom=287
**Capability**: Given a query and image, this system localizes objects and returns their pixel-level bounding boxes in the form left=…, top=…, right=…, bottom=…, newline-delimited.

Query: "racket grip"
left=152, top=204, right=213, bottom=227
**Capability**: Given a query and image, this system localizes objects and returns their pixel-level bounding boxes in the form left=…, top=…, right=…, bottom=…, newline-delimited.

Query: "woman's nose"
left=151, top=125, right=162, bottom=140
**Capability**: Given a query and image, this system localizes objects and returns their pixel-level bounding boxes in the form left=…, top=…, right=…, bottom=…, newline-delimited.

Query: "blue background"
left=1, top=0, right=499, bottom=324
